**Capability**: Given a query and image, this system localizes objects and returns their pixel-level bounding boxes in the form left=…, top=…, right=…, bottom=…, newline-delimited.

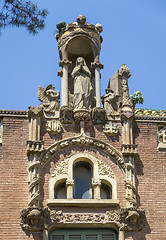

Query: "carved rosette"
left=60, top=106, right=73, bottom=124
left=73, top=109, right=91, bottom=123
left=92, top=107, right=105, bottom=124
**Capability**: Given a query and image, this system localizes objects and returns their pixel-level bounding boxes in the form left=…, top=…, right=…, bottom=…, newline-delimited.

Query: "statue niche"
left=72, top=57, right=93, bottom=111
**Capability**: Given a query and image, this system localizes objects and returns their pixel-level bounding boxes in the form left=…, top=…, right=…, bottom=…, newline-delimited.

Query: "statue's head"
left=76, top=57, right=86, bottom=66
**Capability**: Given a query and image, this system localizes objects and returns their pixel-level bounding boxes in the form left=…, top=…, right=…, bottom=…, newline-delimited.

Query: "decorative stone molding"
left=73, top=109, right=91, bottom=123
left=20, top=207, right=50, bottom=232
left=60, top=106, right=73, bottom=124
left=0, top=109, right=28, bottom=117
left=46, top=120, right=62, bottom=134
left=26, top=140, right=44, bottom=155
left=38, top=84, right=60, bottom=115
left=59, top=59, right=72, bottom=67
left=40, top=133, right=124, bottom=171
left=92, top=107, right=105, bottom=124
left=103, top=122, right=119, bottom=136
left=121, top=144, right=137, bottom=155
left=21, top=207, right=145, bottom=232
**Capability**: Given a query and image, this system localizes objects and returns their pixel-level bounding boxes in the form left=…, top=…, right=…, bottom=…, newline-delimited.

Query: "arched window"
left=54, top=182, right=66, bottom=199
left=100, top=183, right=112, bottom=199
left=73, top=161, right=93, bottom=199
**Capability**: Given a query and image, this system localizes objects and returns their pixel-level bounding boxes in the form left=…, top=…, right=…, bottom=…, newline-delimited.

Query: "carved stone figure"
left=92, top=107, right=105, bottom=124
left=72, top=57, right=93, bottom=110
left=102, top=88, right=120, bottom=116
left=60, top=106, right=73, bottom=124
left=20, top=207, right=50, bottom=232
left=38, top=84, right=60, bottom=114
left=120, top=208, right=145, bottom=231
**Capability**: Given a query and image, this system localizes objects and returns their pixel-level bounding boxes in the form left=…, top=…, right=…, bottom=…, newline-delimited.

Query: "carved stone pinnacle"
left=119, top=64, right=131, bottom=79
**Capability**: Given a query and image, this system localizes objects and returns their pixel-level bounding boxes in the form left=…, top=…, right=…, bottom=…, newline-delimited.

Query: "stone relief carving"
left=51, top=158, right=69, bottom=177
left=92, top=107, right=105, bottom=124
left=46, top=120, right=62, bottom=134
left=102, top=88, right=121, bottom=116
left=21, top=208, right=145, bottom=232
left=72, top=57, right=93, bottom=110
left=42, top=134, right=125, bottom=171
left=119, top=208, right=145, bottom=231
left=60, top=106, right=73, bottom=124
left=97, top=159, right=115, bottom=179
left=20, top=207, right=50, bottom=231
left=158, top=125, right=166, bottom=149
left=38, top=84, right=60, bottom=114
left=103, top=122, right=119, bottom=136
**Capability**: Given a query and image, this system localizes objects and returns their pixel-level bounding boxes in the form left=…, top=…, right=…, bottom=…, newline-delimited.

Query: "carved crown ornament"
left=20, top=207, right=145, bottom=232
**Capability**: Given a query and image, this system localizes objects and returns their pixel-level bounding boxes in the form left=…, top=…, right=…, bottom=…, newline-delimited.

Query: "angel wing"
left=38, top=86, right=48, bottom=103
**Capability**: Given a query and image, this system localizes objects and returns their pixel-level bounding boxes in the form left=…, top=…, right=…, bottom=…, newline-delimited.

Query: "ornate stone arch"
left=49, top=152, right=118, bottom=202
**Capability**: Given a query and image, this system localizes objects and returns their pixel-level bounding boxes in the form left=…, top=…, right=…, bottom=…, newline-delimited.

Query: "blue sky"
left=0, top=0, right=166, bottom=110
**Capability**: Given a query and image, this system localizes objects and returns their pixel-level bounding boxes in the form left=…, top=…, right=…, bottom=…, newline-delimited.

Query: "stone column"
left=66, top=179, right=74, bottom=199
left=91, top=61, right=103, bottom=107
left=119, top=230, right=125, bottom=240
left=59, top=59, right=72, bottom=106
left=92, top=179, right=101, bottom=199
left=27, top=107, right=44, bottom=207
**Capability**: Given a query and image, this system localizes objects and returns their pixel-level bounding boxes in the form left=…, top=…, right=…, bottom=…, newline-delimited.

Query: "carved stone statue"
left=72, top=57, right=93, bottom=110
left=102, top=88, right=120, bottom=116
left=38, top=84, right=60, bottom=114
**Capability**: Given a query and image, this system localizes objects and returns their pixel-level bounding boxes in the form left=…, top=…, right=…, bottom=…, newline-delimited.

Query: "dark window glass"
left=73, top=162, right=93, bottom=199
left=100, top=184, right=112, bottom=199
left=54, top=183, right=66, bottom=199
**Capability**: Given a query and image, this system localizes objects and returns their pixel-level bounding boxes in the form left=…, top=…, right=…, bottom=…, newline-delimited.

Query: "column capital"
left=59, top=59, right=72, bottom=67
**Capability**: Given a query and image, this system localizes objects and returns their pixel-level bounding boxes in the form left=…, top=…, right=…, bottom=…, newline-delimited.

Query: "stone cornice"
left=0, top=109, right=28, bottom=117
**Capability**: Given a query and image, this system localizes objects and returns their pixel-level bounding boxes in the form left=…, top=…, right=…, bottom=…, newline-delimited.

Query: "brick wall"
left=0, top=117, right=166, bottom=239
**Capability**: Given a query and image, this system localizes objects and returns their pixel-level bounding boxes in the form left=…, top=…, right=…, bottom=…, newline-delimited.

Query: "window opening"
left=100, top=183, right=112, bottom=199
left=54, top=182, right=66, bottom=199
left=73, top=161, right=93, bottom=199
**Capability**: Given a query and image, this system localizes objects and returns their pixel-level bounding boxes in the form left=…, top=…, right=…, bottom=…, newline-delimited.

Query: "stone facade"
left=0, top=16, right=166, bottom=240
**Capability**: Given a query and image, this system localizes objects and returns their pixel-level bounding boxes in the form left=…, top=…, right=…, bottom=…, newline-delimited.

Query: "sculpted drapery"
left=72, top=57, right=92, bottom=110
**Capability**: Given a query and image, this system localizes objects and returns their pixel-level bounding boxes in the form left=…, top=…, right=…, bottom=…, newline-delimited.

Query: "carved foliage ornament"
left=21, top=208, right=145, bottom=232
left=103, top=122, right=119, bottom=136
left=51, top=154, right=115, bottom=179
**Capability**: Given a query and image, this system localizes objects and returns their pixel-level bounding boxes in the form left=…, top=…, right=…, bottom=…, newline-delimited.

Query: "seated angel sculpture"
left=72, top=57, right=93, bottom=110
left=38, top=84, right=60, bottom=114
